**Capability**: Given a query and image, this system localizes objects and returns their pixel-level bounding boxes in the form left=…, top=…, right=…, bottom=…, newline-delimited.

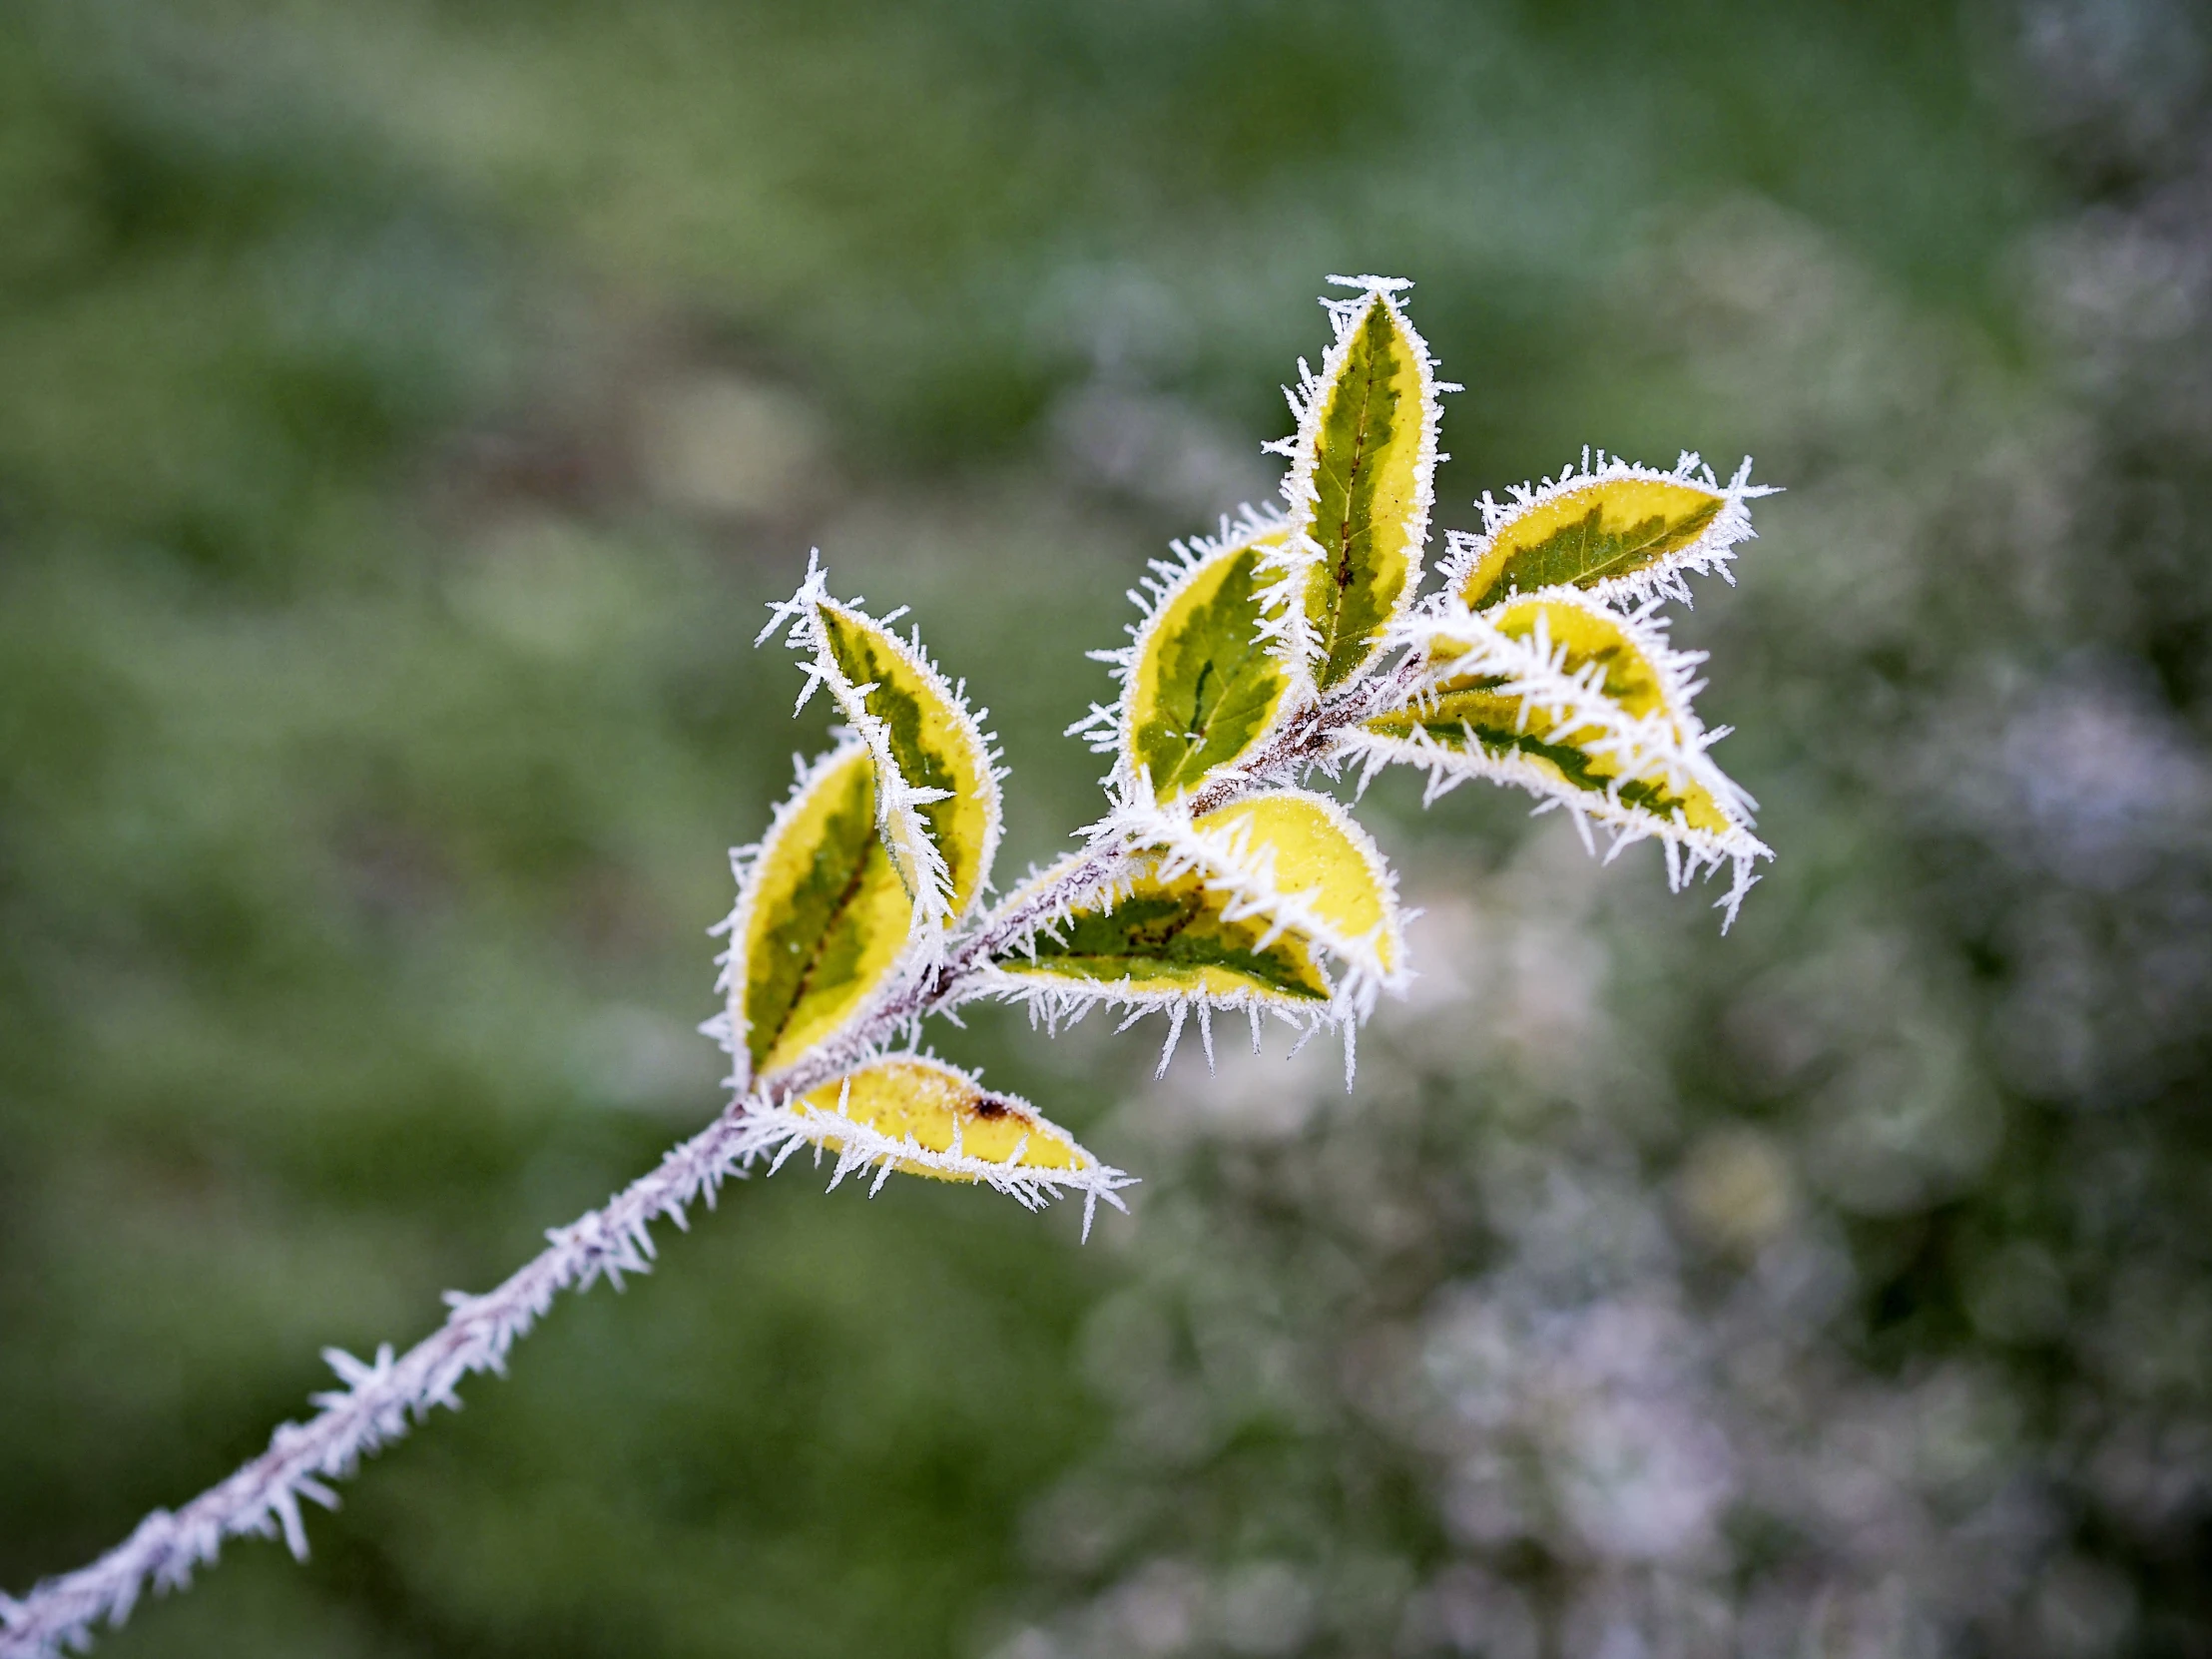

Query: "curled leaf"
left=713, top=745, right=915, bottom=1089
left=764, top=556, right=1002, bottom=930
left=1444, top=452, right=1772, bottom=611
left=1261, top=277, right=1445, bottom=694
left=1109, top=513, right=1294, bottom=802
left=1351, top=589, right=1769, bottom=925
left=732, top=1055, right=1135, bottom=1236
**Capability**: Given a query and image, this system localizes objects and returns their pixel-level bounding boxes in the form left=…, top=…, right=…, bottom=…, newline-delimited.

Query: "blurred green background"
left=6, top=0, right=2212, bottom=1654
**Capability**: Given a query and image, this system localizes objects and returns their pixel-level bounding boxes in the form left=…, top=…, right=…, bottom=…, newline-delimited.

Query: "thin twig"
left=0, top=663, right=1410, bottom=1659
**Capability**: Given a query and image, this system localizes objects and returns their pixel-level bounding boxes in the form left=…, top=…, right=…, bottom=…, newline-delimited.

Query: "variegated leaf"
left=765, top=557, right=1002, bottom=930
left=1350, top=589, right=1769, bottom=925
left=992, top=853, right=1334, bottom=1010
left=1446, top=453, right=1770, bottom=611
left=1164, top=790, right=1404, bottom=1002
left=1119, top=515, right=1294, bottom=802
left=718, top=745, right=914, bottom=1088
left=1263, top=278, right=1444, bottom=694
left=735, top=1055, right=1134, bottom=1236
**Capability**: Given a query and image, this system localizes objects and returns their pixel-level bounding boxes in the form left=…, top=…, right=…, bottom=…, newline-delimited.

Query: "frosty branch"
left=1, top=276, right=1776, bottom=1659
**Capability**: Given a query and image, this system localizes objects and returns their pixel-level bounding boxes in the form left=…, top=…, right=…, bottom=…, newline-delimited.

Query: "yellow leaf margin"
left=1141, top=787, right=1407, bottom=1025
left=730, top=1054, right=1135, bottom=1237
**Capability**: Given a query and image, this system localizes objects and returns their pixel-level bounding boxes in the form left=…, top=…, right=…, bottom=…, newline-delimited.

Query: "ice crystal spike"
left=1, top=276, right=1781, bottom=1659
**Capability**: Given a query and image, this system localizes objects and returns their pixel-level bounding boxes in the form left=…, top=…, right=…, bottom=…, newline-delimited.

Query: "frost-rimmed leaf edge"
left=1256, top=276, right=1453, bottom=700
left=1387, top=588, right=1751, bottom=796
left=1438, top=449, right=1776, bottom=612
left=727, top=1052, right=1136, bottom=1238
left=975, top=850, right=1350, bottom=1079
left=1339, top=723, right=1770, bottom=927
left=1124, top=787, right=1409, bottom=1027
left=1357, top=587, right=1772, bottom=926
left=1068, top=505, right=1296, bottom=807
left=759, top=552, right=1005, bottom=939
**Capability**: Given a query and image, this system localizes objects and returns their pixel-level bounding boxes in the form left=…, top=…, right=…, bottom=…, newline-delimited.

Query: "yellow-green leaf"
left=792, top=1056, right=1100, bottom=1185
left=1454, top=462, right=1749, bottom=611
left=1364, top=671, right=1735, bottom=833
left=1464, top=592, right=1743, bottom=829
left=811, top=598, right=1000, bottom=923
left=1185, top=791, right=1403, bottom=983
left=742, top=1054, right=1137, bottom=1231
left=1125, top=521, right=1294, bottom=801
left=1280, top=283, right=1440, bottom=692
left=995, top=854, right=1333, bottom=1006
left=1346, top=589, right=1770, bottom=926
left=727, top=746, right=914, bottom=1086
